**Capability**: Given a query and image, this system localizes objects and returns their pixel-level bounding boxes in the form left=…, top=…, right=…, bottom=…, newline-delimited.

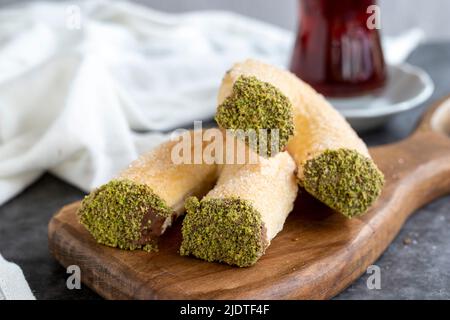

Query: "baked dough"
left=78, top=129, right=220, bottom=251
left=216, top=59, right=384, bottom=217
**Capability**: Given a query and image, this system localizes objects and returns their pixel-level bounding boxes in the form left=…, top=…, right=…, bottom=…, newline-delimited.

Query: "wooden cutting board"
left=48, top=97, right=450, bottom=300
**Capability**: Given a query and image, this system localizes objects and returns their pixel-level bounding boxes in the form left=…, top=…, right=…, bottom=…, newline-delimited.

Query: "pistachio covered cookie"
left=77, top=130, right=220, bottom=251
left=215, top=59, right=384, bottom=218
left=180, top=150, right=298, bottom=267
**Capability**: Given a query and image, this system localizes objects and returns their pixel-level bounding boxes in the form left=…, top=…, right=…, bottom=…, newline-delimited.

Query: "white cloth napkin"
left=383, top=29, right=425, bottom=65
left=0, top=254, right=35, bottom=300
left=0, top=0, right=423, bottom=300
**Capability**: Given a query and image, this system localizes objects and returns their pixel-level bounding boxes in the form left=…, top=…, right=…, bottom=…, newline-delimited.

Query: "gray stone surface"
left=0, top=43, right=449, bottom=300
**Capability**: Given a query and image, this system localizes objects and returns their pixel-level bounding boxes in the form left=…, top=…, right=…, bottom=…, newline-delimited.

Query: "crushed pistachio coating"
left=180, top=197, right=266, bottom=267
left=302, top=149, right=385, bottom=218
left=215, top=75, right=294, bottom=157
left=77, top=180, right=172, bottom=251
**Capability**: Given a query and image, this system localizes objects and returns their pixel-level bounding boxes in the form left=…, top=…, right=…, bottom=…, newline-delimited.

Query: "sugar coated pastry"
left=180, top=149, right=298, bottom=267
left=77, top=130, right=220, bottom=251
left=215, top=59, right=384, bottom=218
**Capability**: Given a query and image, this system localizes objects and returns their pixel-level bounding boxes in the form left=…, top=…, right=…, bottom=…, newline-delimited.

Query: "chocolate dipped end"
left=77, top=180, right=173, bottom=252
left=180, top=197, right=268, bottom=267
left=302, top=149, right=385, bottom=218
left=215, top=75, right=294, bottom=157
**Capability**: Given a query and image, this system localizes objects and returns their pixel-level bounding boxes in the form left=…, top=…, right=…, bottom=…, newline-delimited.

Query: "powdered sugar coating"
left=118, top=130, right=220, bottom=213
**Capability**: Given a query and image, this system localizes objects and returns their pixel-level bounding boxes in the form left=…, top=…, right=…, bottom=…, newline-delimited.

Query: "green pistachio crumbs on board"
left=215, top=75, right=294, bottom=157
left=302, top=149, right=385, bottom=218
left=180, top=197, right=266, bottom=267
left=77, top=180, right=172, bottom=252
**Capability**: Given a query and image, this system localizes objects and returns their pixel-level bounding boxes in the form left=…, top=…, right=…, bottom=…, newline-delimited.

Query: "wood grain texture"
left=48, top=98, right=450, bottom=300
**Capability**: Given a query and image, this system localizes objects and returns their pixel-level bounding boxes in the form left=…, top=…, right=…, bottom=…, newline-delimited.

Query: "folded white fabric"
left=0, top=254, right=35, bottom=300
left=383, top=28, right=425, bottom=65
left=0, top=0, right=292, bottom=205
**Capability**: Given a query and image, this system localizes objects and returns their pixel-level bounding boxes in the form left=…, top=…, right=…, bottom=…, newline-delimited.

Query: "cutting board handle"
left=370, top=96, right=450, bottom=213
left=415, top=95, right=450, bottom=135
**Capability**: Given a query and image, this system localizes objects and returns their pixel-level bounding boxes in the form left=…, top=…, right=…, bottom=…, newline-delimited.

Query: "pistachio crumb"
left=215, top=75, right=294, bottom=157
left=302, top=149, right=385, bottom=218
left=180, top=196, right=266, bottom=267
left=77, top=179, right=172, bottom=251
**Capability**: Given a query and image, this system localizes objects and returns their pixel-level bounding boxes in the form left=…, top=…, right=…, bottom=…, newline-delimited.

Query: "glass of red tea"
left=290, top=0, right=387, bottom=97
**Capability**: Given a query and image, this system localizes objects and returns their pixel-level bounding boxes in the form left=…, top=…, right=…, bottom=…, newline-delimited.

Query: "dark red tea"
left=290, top=0, right=387, bottom=97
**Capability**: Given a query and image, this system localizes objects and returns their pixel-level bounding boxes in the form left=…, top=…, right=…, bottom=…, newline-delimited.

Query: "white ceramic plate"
left=328, top=63, right=434, bottom=132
